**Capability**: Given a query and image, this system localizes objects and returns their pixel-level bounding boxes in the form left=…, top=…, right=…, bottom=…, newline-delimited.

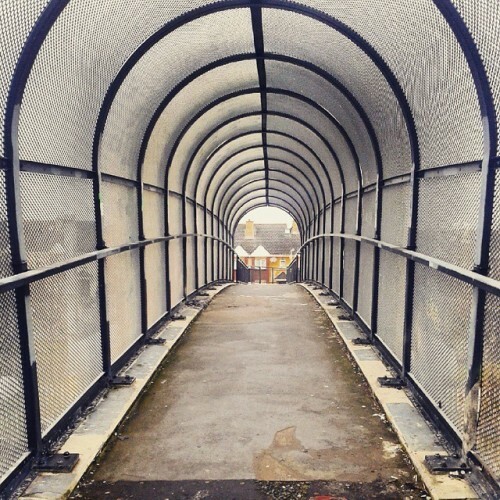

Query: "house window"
left=255, top=258, right=266, bottom=267
left=280, top=258, right=286, bottom=266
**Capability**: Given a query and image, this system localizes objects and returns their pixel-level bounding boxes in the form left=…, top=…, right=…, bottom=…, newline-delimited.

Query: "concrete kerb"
left=300, top=283, right=478, bottom=500
left=20, top=283, right=234, bottom=500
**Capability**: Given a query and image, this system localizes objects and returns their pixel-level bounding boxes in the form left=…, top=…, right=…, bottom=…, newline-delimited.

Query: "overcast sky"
left=237, top=206, right=294, bottom=226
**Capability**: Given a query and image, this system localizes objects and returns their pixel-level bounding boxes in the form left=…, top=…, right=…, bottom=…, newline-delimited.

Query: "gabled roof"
left=234, top=223, right=300, bottom=256
left=234, top=245, right=249, bottom=257
left=250, top=245, right=271, bottom=257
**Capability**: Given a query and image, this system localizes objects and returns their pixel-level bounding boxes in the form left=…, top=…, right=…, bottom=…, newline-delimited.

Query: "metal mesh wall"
left=172, top=120, right=262, bottom=193
left=477, top=293, right=500, bottom=480
left=262, top=8, right=411, bottom=179
left=332, top=201, right=342, bottom=294
left=489, top=169, right=500, bottom=281
left=20, top=172, right=96, bottom=268
left=377, top=175, right=409, bottom=361
left=176, top=94, right=262, bottom=196
left=266, top=114, right=343, bottom=192
left=202, top=147, right=265, bottom=204
left=0, top=168, right=30, bottom=482
left=303, top=0, right=483, bottom=169
left=102, top=181, right=138, bottom=246
left=0, top=0, right=49, bottom=157
left=143, top=189, right=166, bottom=327
left=105, top=250, right=142, bottom=363
left=381, top=182, right=410, bottom=246
left=417, top=172, right=481, bottom=268
left=0, top=170, right=13, bottom=278
left=452, top=0, right=500, bottom=155
left=342, top=196, right=357, bottom=307
left=30, top=263, right=101, bottom=433
left=102, top=181, right=141, bottom=362
left=0, top=291, right=29, bottom=484
left=100, top=10, right=254, bottom=181
left=266, top=134, right=330, bottom=191
left=265, top=59, right=377, bottom=185
left=186, top=202, right=197, bottom=296
left=197, top=206, right=206, bottom=286
left=266, top=93, right=358, bottom=193
left=168, top=194, right=184, bottom=308
left=411, top=264, right=472, bottom=432
left=143, top=60, right=259, bottom=188
left=16, top=0, right=223, bottom=169
left=358, top=190, right=376, bottom=325
left=376, top=252, right=406, bottom=363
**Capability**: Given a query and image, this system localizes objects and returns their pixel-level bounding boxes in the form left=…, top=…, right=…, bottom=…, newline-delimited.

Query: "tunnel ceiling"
left=2, top=0, right=498, bottom=238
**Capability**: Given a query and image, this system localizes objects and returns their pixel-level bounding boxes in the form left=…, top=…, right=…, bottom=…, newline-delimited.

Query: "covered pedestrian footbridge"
left=0, top=0, right=499, bottom=496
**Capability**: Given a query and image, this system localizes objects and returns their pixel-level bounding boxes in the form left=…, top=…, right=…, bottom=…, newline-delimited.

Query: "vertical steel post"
left=5, top=105, right=43, bottom=457
left=370, top=177, right=383, bottom=340
left=138, top=181, right=148, bottom=335
left=352, top=187, right=362, bottom=312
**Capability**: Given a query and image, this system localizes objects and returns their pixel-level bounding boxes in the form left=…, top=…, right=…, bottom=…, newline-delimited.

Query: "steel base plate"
left=35, top=452, right=79, bottom=473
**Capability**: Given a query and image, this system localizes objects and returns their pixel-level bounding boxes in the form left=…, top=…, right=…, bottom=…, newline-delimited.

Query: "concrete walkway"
left=72, top=285, right=424, bottom=499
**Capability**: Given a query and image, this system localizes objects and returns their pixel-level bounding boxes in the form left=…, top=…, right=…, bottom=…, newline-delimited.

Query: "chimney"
left=244, top=219, right=255, bottom=239
left=291, top=221, right=299, bottom=235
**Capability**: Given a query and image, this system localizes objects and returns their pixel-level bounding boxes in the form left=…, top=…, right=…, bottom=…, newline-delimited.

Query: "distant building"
left=234, top=220, right=300, bottom=283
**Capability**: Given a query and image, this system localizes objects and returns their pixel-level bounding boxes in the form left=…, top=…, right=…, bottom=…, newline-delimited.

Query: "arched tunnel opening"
left=0, top=1, right=499, bottom=497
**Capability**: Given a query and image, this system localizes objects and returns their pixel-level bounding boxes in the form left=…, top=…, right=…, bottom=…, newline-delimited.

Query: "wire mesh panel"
left=373, top=160, right=408, bottom=356
left=100, top=9, right=254, bottom=181
left=168, top=194, right=184, bottom=308
left=143, top=189, right=164, bottom=239
left=102, top=180, right=141, bottom=362
left=177, top=94, right=262, bottom=196
left=105, top=250, right=142, bottom=363
left=143, top=189, right=166, bottom=328
left=410, top=264, right=472, bottom=433
left=342, top=196, right=357, bottom=306
left=185, top=201, right=196, bottom=296
left=266, top=114, right=343, bottom=192
left=30, top=263, right=102, bottom=433
left=102, top=181, right=138, bottom=246
left=262, top=8, right=411, bottom=179
left=488, top=169, right=500, bottom=281
left=144, top=60, right=259, bottom=188
left=452, top=0, right=500, bottom=155
left=358, top=190, right=376, bottom=326
left=302, top=0, right=483, bottom=169
left=0, top=0, right=49, bottom=157
left=0, top=170, right=13, bottom=278
left=266, top=93, right=358, bottom=193
left=0, top=291, right=29, bottom=485
left=376, top=252, right=406, bottom=363
left=417, top=172, right=481, bottom=268
left=17, top=0, right=229, bottom=169
left=381, top=182, right=410, bottom=247
left=145, top=242, right=166, bottom=328
left=20, top=172, right=96, bottom=268
left=265, top=59, right=377, bottom=185
left=171, top=121, right=262, bottom=193
left=332, top=201, right=342, bottom=294
left=476, top=293, right=500, bottom=481
left=202, top=148, right=265, bottom=204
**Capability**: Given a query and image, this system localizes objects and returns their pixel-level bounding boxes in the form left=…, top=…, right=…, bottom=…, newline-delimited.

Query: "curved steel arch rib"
left=226, top=180, right=309, bottom=232
left=231, top=194, right=306, bottom=237
left=216, top=169, right=317, bottom=225
left=210, top=158, right=322, bottom=221
left=197, top=137, right=332, bottom=228
left=136, top=54, right=382, bottom=188
left=234, top=201, right=303, bottom=241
